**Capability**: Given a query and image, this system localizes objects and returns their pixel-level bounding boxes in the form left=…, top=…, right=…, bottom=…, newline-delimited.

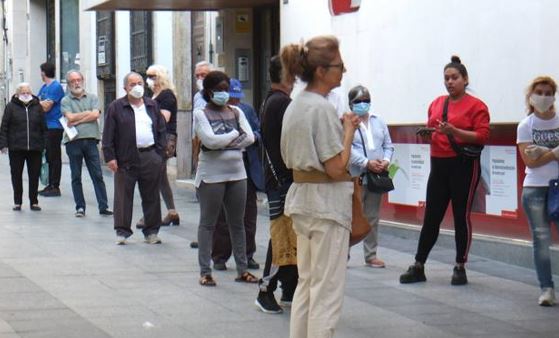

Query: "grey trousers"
left=160, top=159, right=175, bottom=210
left=197, top=179, right=248, bottom=276
left=362, top=188, right=382, bottom=261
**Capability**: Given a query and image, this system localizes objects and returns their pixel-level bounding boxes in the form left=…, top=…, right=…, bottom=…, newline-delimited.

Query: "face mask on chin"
left=211, top=91, right=230, bottom=106
left=129, top=85, right=145, bottom=99
left=530, top=94, right=556, bottom=114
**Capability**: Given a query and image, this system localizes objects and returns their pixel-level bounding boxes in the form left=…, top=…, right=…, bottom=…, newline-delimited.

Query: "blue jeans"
left=522, top=187, right=558, bottom=289
left=65, top=139, right=109, bottom=212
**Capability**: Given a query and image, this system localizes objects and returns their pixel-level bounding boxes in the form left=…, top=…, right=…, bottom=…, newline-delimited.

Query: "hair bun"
left=451, top=55, right=462, bottom=64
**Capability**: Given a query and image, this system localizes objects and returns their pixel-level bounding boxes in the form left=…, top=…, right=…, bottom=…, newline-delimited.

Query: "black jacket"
left=102, top=95, right=166, bottom=168
left=0, top=95, right=47, bottom=152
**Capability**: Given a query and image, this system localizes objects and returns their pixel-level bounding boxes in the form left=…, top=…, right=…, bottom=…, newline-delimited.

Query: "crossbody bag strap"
left=357, top=127, right=368, bottom=157
left=442, top=97, right=464, bottom=156
left=259, top=94, right=282, bottom=187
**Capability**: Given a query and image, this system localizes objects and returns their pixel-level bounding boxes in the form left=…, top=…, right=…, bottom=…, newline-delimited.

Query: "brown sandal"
left=235, top=272, right=258, bottom=283
left=199, top=275, right=216, bottom=287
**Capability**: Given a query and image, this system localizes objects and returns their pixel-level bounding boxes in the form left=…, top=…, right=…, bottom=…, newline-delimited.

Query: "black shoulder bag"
left=357, top=128, right=394, bottom=193
left=442, top=97, right=484, bottom=159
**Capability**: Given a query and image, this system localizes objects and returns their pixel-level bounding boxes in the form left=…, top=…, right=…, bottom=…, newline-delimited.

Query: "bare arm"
left=518, top=143, right=557, bottom=168
left=323, top=114, right=359, bottom=181
left=160, top=109, right=171, bottom=123
left=40, top=100, right=53, bottom=112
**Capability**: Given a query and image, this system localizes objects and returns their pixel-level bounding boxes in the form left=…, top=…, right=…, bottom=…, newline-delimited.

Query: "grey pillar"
left=173, top=12, right=193, bottom=179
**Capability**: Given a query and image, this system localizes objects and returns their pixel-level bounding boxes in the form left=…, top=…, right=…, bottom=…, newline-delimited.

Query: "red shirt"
left=427, top=94, right=490, bottom=157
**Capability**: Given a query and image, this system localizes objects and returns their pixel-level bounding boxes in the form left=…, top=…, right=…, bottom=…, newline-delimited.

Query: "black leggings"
left=415, top=156, right=480, bottom=264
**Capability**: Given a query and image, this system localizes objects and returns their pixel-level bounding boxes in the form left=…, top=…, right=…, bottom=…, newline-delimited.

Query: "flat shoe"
left=199, top=275, right=216, bottom=287
left=12, top=205, right=21, bottom=211
left=30, top=204, right=41, bottom=211
left=235, top=272, right=258, bottom=283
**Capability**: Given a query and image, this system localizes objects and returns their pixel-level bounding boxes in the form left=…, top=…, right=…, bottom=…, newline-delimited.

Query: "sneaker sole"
left=280, top=301, right=292, bottom=307
left=539, top=300, right=555, bottom=307
left=399, top=277, right=427, bottom=284
left=254, top=300, right=283, bottom=314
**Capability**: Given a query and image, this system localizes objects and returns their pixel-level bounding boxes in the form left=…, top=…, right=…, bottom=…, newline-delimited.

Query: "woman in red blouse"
left=400, top=56, right=490, bottom=285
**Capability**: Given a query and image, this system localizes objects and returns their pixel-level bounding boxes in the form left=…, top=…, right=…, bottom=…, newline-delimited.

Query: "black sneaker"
left=399, top=264, right=427, bottom=284
left=40, top=187, right=61, bottom=197
left=255, top=291, right=283, bottom=314
left=247, top=258, right=260, bottom=270
left=99, top=209, right=113, bottom=216
left=190, top=241, right=199, bottom=249
left=451, top=266, right=468, bottom=285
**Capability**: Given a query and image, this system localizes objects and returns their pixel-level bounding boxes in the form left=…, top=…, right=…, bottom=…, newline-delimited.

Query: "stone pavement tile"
left=442, top=320, right=534, bottom=337
left=0, top=309, right=80, bottom=321
left=0, top=277, right=43, bottom=294
left=88, top=314, right=195, bottom=338
left=0, top=293, right=64, bottom=311
left=8, top=318, right=110, bottom=338
left=512, top=318, right=559, bottom=334
left=0, top=318, right=16, bottom=333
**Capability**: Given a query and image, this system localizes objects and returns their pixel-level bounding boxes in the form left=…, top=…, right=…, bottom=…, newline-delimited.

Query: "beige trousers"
left=289, top=214, right=350, bottom=338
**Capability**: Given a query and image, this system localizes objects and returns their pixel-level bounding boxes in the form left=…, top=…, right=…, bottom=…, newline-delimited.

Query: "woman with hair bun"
left=517, top=76, right=559, bottom=306
left=399, top=56, right=490, bottom=286
left=280, top=35, right=359, bottom=338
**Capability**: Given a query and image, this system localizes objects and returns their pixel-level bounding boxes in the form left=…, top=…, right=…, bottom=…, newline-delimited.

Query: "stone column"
left=173, top=12, right=192, bottom=179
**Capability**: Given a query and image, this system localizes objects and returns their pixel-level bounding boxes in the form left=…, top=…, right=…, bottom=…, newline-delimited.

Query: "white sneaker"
left=144, top=234, right=162, bottom=244
left=116, top=236, right=128, bottom=245
left=538, top=287, right=556, bottom=307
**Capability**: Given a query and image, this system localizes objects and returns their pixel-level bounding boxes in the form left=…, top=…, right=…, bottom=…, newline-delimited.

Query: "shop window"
left=60, top=0, right=80, bottom=79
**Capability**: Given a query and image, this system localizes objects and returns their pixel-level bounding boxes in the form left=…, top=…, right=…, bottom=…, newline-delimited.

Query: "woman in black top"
left=0, top=83, right=47, bottom=211
left=146, top=64, right=180, bottom=226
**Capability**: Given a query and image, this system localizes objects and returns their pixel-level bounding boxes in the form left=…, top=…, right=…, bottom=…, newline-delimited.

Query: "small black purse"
left=442, top=97, right=483, bottom=159
left=357, top=129, right=394, bottom=193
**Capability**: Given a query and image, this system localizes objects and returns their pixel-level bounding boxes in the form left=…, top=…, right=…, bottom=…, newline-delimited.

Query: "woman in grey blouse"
left=348, top=85, right=394, bottom=268
left=193, top=71, right=257, bottom=286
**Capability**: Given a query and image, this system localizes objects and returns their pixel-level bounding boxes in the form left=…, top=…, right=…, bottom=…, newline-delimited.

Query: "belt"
left=138, top=145, right=155, bottom=152
left=292, top=170, right=351, bottom=183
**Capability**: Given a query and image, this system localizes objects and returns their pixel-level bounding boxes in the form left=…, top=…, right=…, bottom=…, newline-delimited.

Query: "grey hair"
left=123, top=71, right=143, bottom=87
left=348, top=85, right=370, bottom=106
left=66, top=69, right=84, bottom=83
left=15, top=82, right=32, bottom=94
left=195, top=61, right=213, bottom=70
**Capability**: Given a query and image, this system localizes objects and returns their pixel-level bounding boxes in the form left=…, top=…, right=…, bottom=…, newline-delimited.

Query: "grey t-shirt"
left=60, top=93, right=101, bottom=144
left=281, top=90, right=353, bottom=229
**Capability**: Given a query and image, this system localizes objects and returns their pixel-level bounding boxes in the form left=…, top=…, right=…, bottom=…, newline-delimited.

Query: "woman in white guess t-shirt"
left=517, top=76, right=559, bottom=307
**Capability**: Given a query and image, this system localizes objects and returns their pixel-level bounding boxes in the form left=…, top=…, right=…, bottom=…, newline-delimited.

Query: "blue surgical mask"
left=352, top=102, right=370, bottom=116
left=211, top=91, right=230, bottom=106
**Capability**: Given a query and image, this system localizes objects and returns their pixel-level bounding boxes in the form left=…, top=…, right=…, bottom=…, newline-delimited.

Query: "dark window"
left=46, top=0, right=55, bottom=64
left=130, top=11, right=153, bottom=75
left=96, top=11, right=115, bottom=79
left=60, top=0, right=80, bottom=79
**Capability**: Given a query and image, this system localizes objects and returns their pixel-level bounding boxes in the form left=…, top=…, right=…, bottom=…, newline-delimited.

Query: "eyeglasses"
left=324, top=62, right=345, bottom=71
left=146, top=74, right=157, bottom=79
left=352, top=99, right=370, bottom=104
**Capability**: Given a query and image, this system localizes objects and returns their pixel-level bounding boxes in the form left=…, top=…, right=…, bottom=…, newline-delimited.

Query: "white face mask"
left=530, top=93, right=555, bottom=113
left=146, top=78, right=155, bottom=89
left=129, top=84, right=145, bottom=99
left=196, top=79, right=204, bottom=91
left=19, top=94, right=32, bottom=103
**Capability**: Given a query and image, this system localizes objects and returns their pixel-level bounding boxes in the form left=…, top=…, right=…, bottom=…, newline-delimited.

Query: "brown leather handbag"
left=350, top=178, right=371, bottom=246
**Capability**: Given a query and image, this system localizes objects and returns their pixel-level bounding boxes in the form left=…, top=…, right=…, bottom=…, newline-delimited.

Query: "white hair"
left=16, top=82, right=32, bottom=94
left=195, top=61, right=213, bottom=70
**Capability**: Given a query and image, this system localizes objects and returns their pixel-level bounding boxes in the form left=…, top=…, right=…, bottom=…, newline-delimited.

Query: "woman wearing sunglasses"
left=348, top=85, right=394, bottom=268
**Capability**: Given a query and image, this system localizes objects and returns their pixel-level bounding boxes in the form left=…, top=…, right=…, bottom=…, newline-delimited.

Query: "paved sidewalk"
left=0, top=156, right=557, bottom=338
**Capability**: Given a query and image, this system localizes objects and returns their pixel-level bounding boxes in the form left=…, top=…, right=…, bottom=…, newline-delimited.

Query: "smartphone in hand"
left=415, top=127, right=436, bottom=136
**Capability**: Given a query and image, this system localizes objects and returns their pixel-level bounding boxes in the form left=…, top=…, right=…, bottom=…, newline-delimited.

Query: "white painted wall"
left=281, top=0, right=559, bottom=124
left=153, top=11, right=173, bottom=81
left=29, top=0, right=47, bottom=94
left=115, top=11, right=131, bottom=98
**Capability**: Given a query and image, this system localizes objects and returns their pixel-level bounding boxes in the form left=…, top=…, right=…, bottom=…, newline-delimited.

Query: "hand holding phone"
left=415, top=127, right=435, bottom=136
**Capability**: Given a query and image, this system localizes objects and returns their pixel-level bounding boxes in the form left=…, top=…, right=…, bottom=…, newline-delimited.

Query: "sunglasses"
left=146, top=74, right=157, bottom=79
left=352, top=99, right=370, bottom=104
left=324, top=62, right=345, bottom=70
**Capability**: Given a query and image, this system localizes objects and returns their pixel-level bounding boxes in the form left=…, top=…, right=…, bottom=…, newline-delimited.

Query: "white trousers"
left=289, top=214, right=350, bottom=338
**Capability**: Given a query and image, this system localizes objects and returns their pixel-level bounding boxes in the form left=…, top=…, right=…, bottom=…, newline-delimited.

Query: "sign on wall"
left=388, top=144, right=518, bottom=218
left=329, top=0, right=361, bottom=16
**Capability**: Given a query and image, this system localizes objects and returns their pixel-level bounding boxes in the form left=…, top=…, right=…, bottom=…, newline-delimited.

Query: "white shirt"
left=132, top=103, right=155, bottom=148
left=517, top=113, right=559, bottom=187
